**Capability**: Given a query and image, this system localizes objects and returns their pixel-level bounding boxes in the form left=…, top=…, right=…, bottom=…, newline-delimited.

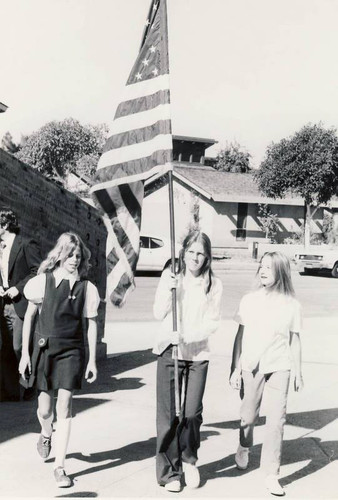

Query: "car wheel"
left=331, top=262, right=338, bottom=278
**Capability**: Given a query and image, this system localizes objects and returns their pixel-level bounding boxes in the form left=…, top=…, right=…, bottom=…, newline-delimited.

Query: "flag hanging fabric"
left=91, top=0, right=173, bottom=307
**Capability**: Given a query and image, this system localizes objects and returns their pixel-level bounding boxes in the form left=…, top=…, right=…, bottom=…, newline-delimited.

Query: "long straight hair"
left=257, top=251, right=295, bottom=296
left=177, top=230, right=214, bottom=294
left=38, top=232, right=91, bottom=278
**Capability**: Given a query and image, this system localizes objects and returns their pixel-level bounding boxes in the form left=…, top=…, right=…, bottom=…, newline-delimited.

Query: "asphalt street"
left=107, top=265, right=338, bottom=322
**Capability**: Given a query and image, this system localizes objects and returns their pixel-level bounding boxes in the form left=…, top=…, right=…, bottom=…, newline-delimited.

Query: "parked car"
left=137, top=235, right=181, bottom=272
left=294, top=247, right=338, bottom=277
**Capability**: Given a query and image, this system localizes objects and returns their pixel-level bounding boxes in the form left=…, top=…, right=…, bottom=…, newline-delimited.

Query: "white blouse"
left=24, top=268, right=101, bottom=318
left=235, top=288, right=302, bottom=374
left=153, top=268, right=223, bottom=361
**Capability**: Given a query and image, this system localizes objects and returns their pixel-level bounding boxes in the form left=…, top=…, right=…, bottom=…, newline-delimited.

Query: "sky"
left=1, top=0, right=338, bottom=167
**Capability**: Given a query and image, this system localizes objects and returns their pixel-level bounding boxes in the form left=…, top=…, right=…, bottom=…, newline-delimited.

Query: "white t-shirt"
left=153, top=268, right=223, bottom=361
left=235, top=288, right=302, bottom=374
left=24, top=268, right=100, bottom=318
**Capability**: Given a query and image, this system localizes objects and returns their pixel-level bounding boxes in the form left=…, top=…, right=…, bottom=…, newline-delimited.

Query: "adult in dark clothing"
left=0, top=208, right=41, bottom=401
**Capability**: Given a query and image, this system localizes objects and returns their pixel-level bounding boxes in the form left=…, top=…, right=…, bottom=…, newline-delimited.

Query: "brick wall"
left=0, top=148, right=107, bottom=358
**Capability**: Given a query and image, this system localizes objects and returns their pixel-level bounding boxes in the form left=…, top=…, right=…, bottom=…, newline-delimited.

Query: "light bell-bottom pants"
left=240, top=369, right=290, bottom=476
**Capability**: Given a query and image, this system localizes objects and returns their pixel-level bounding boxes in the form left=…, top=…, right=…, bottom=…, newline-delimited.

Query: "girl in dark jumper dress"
left=19, top=232, right=100, bottom=488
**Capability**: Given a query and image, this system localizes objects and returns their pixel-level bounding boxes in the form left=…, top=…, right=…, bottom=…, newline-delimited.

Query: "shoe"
left=235, top=444, right=249, bottom=470
left=265, top=475, right=285, bottom=496
left=164, top=480, right=181, bottom=492
left=37, top=434, right=52, bottom=459
left=54, top=467, right=72, bottom=488
left=183, top=462, right=200, bottom=488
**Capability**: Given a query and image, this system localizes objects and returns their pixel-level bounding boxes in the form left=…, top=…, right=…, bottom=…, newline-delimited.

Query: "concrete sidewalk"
left=0, top=317, right=338, bottom=498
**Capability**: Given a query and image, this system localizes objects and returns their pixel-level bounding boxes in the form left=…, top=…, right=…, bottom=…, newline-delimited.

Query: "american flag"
left=91, top=0, right=173, bottom=307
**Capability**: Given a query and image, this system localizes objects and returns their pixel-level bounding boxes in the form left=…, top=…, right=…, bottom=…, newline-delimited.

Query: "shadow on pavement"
left=67, top=430, right=219, bottom=481
left=67, top=437, right=157, bottom=480
left=202, top=407, right=338, bottom=487
left=55, top=493, right=98, bottom=498
left=205, top=407, right=338, bottom=432
left=0, top=349, right=156, bottom=445
left=78, top=348, right=156, bottom=396
left=280, top=436, right=337, bottom=486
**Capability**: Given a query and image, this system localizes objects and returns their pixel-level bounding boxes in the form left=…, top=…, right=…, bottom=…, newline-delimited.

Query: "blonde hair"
left=38, top=232, right=91, bottom=278
left=257, top=251, right=295, bottom=296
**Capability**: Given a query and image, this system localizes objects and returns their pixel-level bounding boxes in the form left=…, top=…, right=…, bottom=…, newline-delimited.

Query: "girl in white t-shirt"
left=154, top=230, right=223, bottom=492
left=230, top=251, right=303, bottom=496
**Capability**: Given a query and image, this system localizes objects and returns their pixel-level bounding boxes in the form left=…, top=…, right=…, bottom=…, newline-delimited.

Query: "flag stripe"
left=121, top=74, right=170, bottom=101
left=92, top=152, right=172, bottom=192
left=112, top=216, right=139, bottom=270
left=115, top=89, right=170, bottom=119
left=103, top=120, right=171, bottom=153
left=119, top=184, right=143, bottom=230
left=108, top=104, right=171, bottom=136
left=98, top=149, right=172, bottom=178
left=123, top=174, right=144, bottom=205
left=94, top=186, right=118, bottom=219
left=103, top=120, right=172, bottom=152
left=108, top=184, right=143, bottom=251
left=95, top=187, right=141, bottom=263
left=106, top=246, right=118, bottom=274
left=98, top=133, right=172, bottom=167
left=108, top=271, right=134, bottom=308
left=106, top=227, right=134, bottom=278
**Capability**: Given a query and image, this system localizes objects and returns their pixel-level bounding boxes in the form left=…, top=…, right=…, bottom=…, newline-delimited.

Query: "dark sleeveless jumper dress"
left=31, top=272, right=87, bottom=391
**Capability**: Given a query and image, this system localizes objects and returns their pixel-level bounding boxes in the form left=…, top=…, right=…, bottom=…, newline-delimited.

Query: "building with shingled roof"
left=142, top=136, right=338, bottom=250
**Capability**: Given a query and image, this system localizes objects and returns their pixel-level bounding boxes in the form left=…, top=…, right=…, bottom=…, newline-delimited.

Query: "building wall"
left=143, top=178, right=218, bottom=245
left=213, top=201, right=324, bottom=246
left=143, top=176, right=329, bottom=250
left=246, top=203, right=324, bottom=243
left=212, top=201, right=239, bottom=247
left=0, top=148, right=107, bottom=357
left=142, top=181, right=193, bottom=243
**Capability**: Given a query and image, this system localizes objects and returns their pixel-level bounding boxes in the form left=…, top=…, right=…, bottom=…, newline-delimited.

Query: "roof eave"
left=0, top=102, right=8, bottom=113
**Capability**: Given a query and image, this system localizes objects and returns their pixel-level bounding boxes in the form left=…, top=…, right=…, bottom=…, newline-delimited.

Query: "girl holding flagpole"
left=19, top=232, right=100, bottom=488
left=153, top=230, right=223, bottom=492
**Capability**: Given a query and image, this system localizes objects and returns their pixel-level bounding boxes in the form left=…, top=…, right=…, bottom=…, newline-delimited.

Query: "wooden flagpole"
left=168, top=169, right=180, bottom=417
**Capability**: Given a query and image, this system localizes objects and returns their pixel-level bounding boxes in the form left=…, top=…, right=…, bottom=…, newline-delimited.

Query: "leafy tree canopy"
left=15, top=118, right=108, bottom=185
left=255, top=123, right=338, bottom=206
left=214, top=141, right=251, bottom=173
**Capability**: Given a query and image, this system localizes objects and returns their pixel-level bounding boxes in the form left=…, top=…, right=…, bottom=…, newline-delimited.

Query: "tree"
left=322, top=212, right=338, bottom=244
left=214, top=141, right=251, bottom=173
left=188, top=194, right=200, bottom=232
left=257, top=204, right=279, bottom=242
left=255, top=123, right=338, bottom=247
left=16, top=118, right=108, bottom=185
